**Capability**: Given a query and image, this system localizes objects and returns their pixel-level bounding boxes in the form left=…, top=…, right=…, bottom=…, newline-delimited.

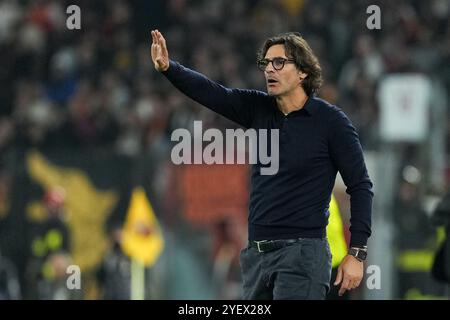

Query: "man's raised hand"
left=151, top=29, right=169, bottom=72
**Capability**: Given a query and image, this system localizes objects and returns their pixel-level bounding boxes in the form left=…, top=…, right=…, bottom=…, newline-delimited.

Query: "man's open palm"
left=151, top=29, right=169, bottom=72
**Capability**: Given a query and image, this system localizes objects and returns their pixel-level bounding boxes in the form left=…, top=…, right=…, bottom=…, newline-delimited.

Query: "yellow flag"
left=327, top=195, right=348, bottom=268
left=121, top=186, right=164, bottom=267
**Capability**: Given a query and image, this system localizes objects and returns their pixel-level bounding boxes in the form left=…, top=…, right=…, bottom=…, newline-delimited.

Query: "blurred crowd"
left=0, top=0, right=448, bottom=157
left=0, top=0, right=449, bottom=299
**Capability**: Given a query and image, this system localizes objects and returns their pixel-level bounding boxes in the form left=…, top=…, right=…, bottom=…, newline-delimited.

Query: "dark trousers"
left=240, top=238, right=332, bottom=300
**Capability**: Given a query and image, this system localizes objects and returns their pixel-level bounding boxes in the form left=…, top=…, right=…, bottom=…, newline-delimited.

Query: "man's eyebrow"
left=263, top=56, right=289, bottom=60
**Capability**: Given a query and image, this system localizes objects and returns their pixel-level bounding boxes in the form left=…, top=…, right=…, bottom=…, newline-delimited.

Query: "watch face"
left=358, top=250, right=367, bottom=260
left=349, top=248, right=367, bottom=261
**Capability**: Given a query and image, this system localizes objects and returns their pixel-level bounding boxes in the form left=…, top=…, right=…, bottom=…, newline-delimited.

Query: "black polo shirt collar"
left=271, top=94, right=316, bottom=118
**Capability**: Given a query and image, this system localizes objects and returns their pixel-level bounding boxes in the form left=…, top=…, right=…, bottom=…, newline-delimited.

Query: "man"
left=151, top=29, right=373, bottom=299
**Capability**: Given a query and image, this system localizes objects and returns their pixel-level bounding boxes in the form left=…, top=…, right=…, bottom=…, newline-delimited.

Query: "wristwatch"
left=348, top=246, right=367, bottom=262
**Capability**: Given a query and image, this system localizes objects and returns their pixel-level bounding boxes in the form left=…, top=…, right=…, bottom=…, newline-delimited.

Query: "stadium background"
left=0, top=0, right=449, bottom=299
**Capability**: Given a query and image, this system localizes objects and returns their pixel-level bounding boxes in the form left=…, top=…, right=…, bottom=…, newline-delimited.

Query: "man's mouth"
left=267, top=79, right=279, bottom=86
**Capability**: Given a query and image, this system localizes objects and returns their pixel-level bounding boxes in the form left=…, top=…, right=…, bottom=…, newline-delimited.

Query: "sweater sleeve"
left=328, top=109, right=374, bottom=247
left=162, top=60, right=264, bottom=128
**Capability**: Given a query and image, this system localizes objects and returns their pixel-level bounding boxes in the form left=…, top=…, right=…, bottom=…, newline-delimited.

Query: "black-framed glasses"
left=257, top=57, right=295, bottom=71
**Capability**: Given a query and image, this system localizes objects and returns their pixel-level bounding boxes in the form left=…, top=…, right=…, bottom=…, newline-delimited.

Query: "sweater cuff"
left=161, top=60, right=178, bottom=76
left=350, top=231, right=369, bottom=247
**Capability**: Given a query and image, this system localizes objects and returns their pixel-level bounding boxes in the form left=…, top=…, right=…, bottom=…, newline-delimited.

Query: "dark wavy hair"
left=257, top=32, right=323, bottom=95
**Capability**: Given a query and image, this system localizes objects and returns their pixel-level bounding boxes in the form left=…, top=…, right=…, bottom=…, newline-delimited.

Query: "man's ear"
left=299, top=71, right=308, bottom=80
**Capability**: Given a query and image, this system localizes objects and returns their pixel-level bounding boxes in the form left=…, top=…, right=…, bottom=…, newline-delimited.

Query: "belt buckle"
left=255, top=240, right=268, bottom=253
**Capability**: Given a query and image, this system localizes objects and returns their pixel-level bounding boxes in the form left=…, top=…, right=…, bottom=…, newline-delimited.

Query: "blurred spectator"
left=211, top=218, right=243, bottom=300
left=37, top=252, right=77, bottom=300
left=431, top=189, right=450, bottom=284
left=96, top=226, right=131, bottom=300
left=0, top=249, right=21, bottom=300
left=25, top=186, right=73, bottom=299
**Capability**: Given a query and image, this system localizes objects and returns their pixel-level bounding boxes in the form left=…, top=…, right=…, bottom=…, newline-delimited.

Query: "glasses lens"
left=258, top=60, right=268, bottom=70
left=273, top=58, right=285, bottom=70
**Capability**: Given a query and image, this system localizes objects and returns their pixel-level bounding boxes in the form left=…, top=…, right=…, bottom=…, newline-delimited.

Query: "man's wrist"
left=161, top=60, right=174, bottom=74
left=160, top=63, right=170, bottom=72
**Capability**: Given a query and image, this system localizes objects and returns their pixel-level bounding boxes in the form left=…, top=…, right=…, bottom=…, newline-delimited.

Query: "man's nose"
left=266, top=62, right=275, bottom=72
left=264, top=64, right=275, bottom=74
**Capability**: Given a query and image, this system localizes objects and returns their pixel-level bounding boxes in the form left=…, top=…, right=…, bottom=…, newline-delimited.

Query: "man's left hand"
left=334, top=255, right=364, bottom=296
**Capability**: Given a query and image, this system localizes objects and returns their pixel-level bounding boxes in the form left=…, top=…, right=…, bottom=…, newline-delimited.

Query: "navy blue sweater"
left=163, top=60, right=373, bottom=246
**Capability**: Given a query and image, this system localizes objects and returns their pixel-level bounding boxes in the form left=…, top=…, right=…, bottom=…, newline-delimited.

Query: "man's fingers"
left=153, top=30, right=161, bottom=46
left=338, top=277, right=351, bottom=296
left=156, top=31, right=167, bottom=52
left=338, top=288, right=347, bottom=296
left=151, top=31, right=162, bottom=58
left=352, top=279, right=361, bottom=289
left=340, top=276, right=362, bottom=295
left=348, top=280, right=356, bottom=290
left=156, top=30, right=165, bottom=44
left=334, top=267, right=343, bottom=286
left=159, top=33, right=168, bottom=56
